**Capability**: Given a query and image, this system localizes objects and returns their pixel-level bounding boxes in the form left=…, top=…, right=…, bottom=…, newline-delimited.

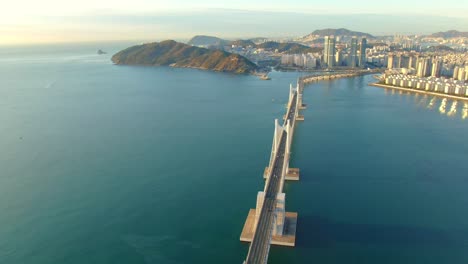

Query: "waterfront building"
left=328, top=37, right=336, bottom=67
left=387, top=53, right=394, bottom=69
left=401, top=56, right=410, bottom=69
left=408, top=56, right=416, bottom=69
left=416, top=57, right=431, bottom=77
left=280, top=53, right=318, bottom=69
left=431, top=60, right=442, bottom=77
left=281, top=54, right=294, bottom=65
left=323, top=36, right=329, bottom=66
left=453, top=66, right=460, bottom=79
left=335, top=49, right=343, bottom=66
left=349, top=37, right=358, bottom=68
left=359, top=38, right=367, bottom=68
left=381, top=73, right=468, bottom=97
left=395, top=54, right=402, bottom=68
left=458, top=68, right=466, bottom=81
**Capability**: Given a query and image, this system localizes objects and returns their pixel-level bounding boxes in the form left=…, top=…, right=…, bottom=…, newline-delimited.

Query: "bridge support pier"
left=240, top=192, right=297, bottom=247
left=283, top=114, right=304, bottom=121
left=263, top=167, right=299, bottom=181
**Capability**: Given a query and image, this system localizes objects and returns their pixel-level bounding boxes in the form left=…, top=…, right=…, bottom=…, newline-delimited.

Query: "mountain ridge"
left=303, top=28, right=375, bottom=39
left=429, top=30, right=468, bottom=38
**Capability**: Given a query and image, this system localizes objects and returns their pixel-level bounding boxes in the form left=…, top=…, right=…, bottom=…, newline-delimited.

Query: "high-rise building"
left=458, top=68, right=466, bottom=81
left=335, top=49, right=343, bottom=66
left=408, top=56, right=416, bottom=69
left=423, top=58, right=432, bottom=77
left=416, top=57, right=431, bottom=77
left=349, top=37, right=358, bottom=67
left=359, top=37, right=367, bottom=68
left=323, top=36, right=329, bottom=66
left=387, top=53, right=394, bottom=69
left=395, top=55, right=402, bottom=68
left=328, top=36, right=336, bottom=67
left=431, top=59, right=442, bottom=77
left=453, top=66, right=460, bottom=79
left=401, top=56, right=410, bottom=69
left=465, top=66, right=468, bottom=81
left=416, top=58, right=425, bottom=77
left=323, top=36, right=335, bottom=67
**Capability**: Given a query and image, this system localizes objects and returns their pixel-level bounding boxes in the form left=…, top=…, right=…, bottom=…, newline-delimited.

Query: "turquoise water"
left=0, top=43, right=467, bottom=264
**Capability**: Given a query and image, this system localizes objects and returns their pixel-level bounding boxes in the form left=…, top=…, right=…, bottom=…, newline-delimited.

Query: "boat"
left=260, top=74, right=271, bottom=80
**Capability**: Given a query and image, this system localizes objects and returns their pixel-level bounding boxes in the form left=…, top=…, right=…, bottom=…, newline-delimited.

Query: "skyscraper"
left=387, top=53, right=394, bottom=69
left=408, top=56, right=415, bottom=69
left=401, top=56, right=410, bottom=69
left=395, top=54, right=402, bottom=68
left=431, top=59, right=442, bottom=77
left=323, top=36, right=335, bottom=68
left=416, top=57, right=431, bottom=77
left=349, top=37, right=358, bottom=68
left=359, top=37, right=367, bottom=68
left=416, top=59, right=425, bottom=77
left=323, top=36, right=329, bottom=66
left=335, top=49, right=343, bottom=66
left=328, top=36, right=336, bottom=67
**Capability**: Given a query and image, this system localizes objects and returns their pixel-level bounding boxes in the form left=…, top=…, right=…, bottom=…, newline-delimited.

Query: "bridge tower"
left=241, top=92, right=302, bottom=247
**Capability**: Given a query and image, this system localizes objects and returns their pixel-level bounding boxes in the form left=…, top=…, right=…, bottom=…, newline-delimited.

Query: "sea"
left=0, top=42, right=467, bottom=264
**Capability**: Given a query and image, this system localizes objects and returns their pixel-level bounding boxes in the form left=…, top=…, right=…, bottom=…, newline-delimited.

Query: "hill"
left=229, top=39, right=256, bottom=47
left=429, top=30, right=468, bottom=38
left=187, top=35, right=229, bottom=47
left=425, top=45, right=455, bottom=52
left=249, top=37, right=269, bottom=44
left=112, top=40, right=259, bottom=74
left=306, top=28, right=375, bottom=38
left=256, top=41, right=322, bottom=54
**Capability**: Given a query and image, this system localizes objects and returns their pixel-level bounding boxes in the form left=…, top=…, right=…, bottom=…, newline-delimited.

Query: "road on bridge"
left=244, top=92, right=298, bottom=264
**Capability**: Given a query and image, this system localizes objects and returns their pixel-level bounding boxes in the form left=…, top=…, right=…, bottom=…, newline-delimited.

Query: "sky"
left=1, top=0, right=468, bottom=45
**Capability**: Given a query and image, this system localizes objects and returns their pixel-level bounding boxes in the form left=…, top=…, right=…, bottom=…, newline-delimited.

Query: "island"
left=111, top=40, right=259, bottom=74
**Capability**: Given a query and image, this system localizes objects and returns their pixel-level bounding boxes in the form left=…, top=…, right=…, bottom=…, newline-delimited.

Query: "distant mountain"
left=304, top=28, right=375, bottom=38
left=425, top=45, right=455, bottom=52
left=249, top=37, right=269, bottom=44
left=229, top=39, right=256, bottom=47
left=187, top=35, right=229, bottom=47
left=429, top=30, right=468, bottom=38
left=112, top=40, right=259, bottom=74
left=256, top=41, right=322, bottom=54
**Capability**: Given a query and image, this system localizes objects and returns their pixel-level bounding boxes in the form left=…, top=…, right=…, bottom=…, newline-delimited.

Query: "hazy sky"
left=2, top=0, right=468, bottom=44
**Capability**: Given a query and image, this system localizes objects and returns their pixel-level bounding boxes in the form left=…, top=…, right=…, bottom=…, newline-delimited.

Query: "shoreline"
left=114, top=62, right=257, bottom=75
left=300, top=70, right=379, bottom=85
left=369, top=82, right=468, bottom=101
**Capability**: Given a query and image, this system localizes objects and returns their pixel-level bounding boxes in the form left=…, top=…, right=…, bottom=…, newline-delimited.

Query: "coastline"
left=169, top=64, right=254, bottom=75
left=300, top=70, right=380, bottom=85
left=369, top=82, right=468, bottom=101
left=113, top=62, right=256, bottom=75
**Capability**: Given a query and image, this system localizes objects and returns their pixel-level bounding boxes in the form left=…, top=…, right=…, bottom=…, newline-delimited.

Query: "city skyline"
left=2, top=0, right=468, bottom=45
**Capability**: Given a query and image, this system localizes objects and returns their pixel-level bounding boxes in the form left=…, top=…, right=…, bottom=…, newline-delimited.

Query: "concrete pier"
left=240, top=209, right=297, bottom=247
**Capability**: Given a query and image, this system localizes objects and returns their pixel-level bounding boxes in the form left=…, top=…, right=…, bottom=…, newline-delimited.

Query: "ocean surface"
left=0, top=43, right=467, bottom=264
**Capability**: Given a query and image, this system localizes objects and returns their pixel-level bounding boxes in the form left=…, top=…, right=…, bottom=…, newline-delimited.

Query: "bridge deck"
left=244, top=93, right=298, bottom=264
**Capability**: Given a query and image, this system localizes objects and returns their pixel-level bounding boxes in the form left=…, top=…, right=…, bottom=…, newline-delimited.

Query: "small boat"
left=260, top=74, right=271, bottom=80
left=97, top=49, right=107, bottom=55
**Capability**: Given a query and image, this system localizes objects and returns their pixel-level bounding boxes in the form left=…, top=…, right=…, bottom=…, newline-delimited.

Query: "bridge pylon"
left=240, top=191, right=297, bottom=247
left=264, top=119, right=300, bottom=181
